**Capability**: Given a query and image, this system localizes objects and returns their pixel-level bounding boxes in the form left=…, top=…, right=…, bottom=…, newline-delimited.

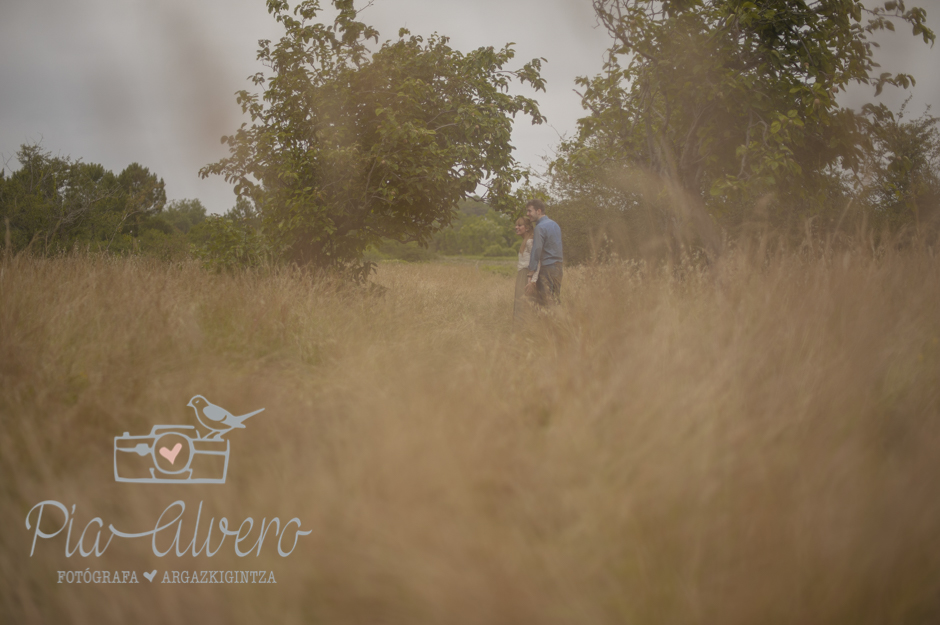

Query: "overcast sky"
left=1, top=0, right=938, bottom=214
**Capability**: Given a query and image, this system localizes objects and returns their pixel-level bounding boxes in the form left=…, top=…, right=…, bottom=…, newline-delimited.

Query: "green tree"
left=1, top=145, right=119, bottom=252
left=200, top=0, right=545, bottom=275
left=189, top=197, right=273, bottom=271
left=225, top=196, right=262, bottom=227
left=162, top=198, right=208, bottom=234
left=1, top=144, right=168, bottom=254
left=191, top=214, right=273, bottom=271
left=552, top=0, right=936, bottom=253
left=859, top=101, right=940, bottom=229
left=114, top=162, right=167, bottom=236
left=426, top=200, right=517, bottom=255
left=456, top=211, right=514, bottom=255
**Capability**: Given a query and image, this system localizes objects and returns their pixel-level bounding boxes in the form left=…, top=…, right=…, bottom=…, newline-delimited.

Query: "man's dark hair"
left=526, top=199, right=546, bottom=214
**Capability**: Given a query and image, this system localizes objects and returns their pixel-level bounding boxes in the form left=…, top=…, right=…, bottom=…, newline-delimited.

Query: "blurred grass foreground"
left=2, top=238, right=940, bottom=625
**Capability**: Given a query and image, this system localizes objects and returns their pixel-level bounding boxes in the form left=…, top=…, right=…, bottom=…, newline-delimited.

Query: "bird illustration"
left=187, top=395, right=265, bottom=439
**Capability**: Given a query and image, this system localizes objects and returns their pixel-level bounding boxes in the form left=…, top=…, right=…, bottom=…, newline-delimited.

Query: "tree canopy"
left=0, top=144, right=167, bottom=254
left=550, top=0, right=937, bottom=253
left=859, top=101, right=940, bottom=227
left=199, top=0, right=546, bottom=274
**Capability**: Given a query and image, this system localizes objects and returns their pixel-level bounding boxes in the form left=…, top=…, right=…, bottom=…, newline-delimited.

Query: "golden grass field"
left=2, top=239, right=940, bottom=624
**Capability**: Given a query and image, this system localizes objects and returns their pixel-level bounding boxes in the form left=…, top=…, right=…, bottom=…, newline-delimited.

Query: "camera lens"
left=152, top=432, right=194, bottom=475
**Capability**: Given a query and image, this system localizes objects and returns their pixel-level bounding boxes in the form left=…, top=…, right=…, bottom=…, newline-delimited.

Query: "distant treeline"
left=0, top=144, right=209, bottom=259
left=367, top=200, right=519, bottom=262
left=7, top=1, right=940, bottom=272
left=0, top=145, right=521, bottom=265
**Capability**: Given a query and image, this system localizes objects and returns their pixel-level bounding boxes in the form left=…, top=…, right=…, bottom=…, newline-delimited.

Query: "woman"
left=513, top=216, right=538, bottom=327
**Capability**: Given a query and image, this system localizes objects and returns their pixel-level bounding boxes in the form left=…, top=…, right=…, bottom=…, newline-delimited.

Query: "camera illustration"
left=114, top=425, right=230, bottom=484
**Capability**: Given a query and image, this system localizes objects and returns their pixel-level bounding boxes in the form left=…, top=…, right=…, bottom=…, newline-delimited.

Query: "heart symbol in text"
left=143, top=570, right=157, bottom=582
left=159, top=443, right=182, bottom=464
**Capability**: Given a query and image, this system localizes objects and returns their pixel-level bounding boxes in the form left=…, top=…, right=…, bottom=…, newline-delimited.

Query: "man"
left=524, top=199, right=563, bottom=306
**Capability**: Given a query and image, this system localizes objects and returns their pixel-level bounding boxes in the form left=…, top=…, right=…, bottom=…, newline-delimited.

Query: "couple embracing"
left=513, top=199, right=563, bottom=325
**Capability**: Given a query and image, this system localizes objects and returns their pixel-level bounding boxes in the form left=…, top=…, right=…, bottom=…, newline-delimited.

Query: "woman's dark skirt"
left=513, top=268, right=531, bottom=329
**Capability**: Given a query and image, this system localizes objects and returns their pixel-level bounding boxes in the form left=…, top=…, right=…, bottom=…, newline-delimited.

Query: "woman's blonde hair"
left=516, top=217, right=534, bottom=252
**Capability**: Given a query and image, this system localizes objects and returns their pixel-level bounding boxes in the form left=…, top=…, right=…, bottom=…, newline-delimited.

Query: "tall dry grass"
left=1, top=240, right=939, bottom=625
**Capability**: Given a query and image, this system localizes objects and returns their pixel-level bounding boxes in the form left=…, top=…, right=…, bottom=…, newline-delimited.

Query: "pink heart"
left=159, top=443, right=182, bottom=464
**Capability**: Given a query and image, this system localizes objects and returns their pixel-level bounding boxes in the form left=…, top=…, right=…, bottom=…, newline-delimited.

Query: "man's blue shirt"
left=528, top=215, right=563, bottom=272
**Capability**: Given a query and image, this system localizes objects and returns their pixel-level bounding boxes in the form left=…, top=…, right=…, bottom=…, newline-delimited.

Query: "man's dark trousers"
left=536, top=262, right=563, bottom=306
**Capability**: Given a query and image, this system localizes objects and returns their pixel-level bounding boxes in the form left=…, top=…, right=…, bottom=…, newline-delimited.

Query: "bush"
left=163, top=199, right=208, bottom=234
left=138, top=229, right=191, bottom=262
left=191, top=216, right=273, bottom=271
left=377, top=239, right=437, bottom=262
left=482, top=244, right=515, bottom=257
left=430, top=205, right=517, bottom=255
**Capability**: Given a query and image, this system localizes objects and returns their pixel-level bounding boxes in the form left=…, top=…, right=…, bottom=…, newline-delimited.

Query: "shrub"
left=482, top=244, right=514, bottom=257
